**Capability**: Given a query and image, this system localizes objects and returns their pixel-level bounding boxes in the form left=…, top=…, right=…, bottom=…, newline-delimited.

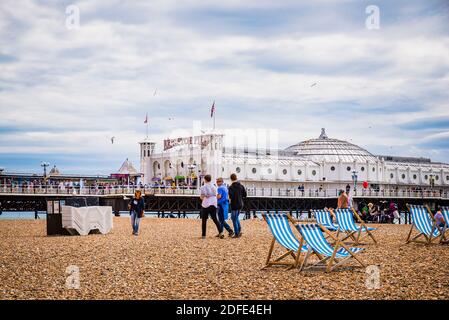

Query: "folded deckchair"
left=406, top=204, right=440, bottom=244
left=295, top=223, right=365, bottom=272
left=262, top=213, right=308, bottom=270
left=440, top=207, right=449, bottom=243
left=312, top=209, right=338, bottom=231
left=331, top=208, right=377, bottom=245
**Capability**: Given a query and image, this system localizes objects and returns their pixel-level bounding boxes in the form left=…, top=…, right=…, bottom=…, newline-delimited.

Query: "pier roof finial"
left=319, top=128, right=328, bottom=139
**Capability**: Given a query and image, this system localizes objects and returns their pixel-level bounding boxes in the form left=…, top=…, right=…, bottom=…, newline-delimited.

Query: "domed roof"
left=49, top=165, right=60, bottom=176
left=285, top=128, right=378, bottom=163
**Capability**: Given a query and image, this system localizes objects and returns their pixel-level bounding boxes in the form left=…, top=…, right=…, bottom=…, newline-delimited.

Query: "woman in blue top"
left=216, top=177, right=234, bottom=237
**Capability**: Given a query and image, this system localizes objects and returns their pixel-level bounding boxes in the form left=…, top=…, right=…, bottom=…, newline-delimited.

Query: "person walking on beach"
left=200, top=175, right=222, bottom=239
left=128, top=190, right=145, bottom=236
left=216, top=177, right=234, bottom=237
left=337, top=189, right=349, bottom=209
left=228, top=173, right=247, bottom=238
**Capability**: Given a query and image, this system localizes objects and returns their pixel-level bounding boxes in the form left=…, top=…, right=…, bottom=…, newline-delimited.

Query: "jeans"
left=231, top=210, right=241, bottom=235
left=201, top=206, right=221, bottom=237
left=217, top=205, right=233, bottom=234
left=131, top=210, right=141, bottom=234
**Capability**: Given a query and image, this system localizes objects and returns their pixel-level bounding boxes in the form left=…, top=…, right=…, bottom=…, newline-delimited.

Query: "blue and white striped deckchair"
left=406, top=205, right=440, bottom=244
left=295, top=224, right=365, bottom=272
left=332, top=208, right=377, bottom=245
left=262, top=213, right=308, bottom=270
left=312, top=209, right=338, bottom=231
left=440, top=207, right=449, bottom=243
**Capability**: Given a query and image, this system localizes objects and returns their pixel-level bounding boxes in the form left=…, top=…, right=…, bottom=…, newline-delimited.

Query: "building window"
left=435, top=175, right=439, bottom=181
left=312, top=170, right=317, bottom=176
left=298, top=169, right=302, bottom=175
left=372, top=167, right=375, bottom=172
left=267, top=168, right=273, bottom=174
left=347, top=166, right=351, bottom=171
left=283, top=169, right=287, bottom=175
left=330, top=166, right=335, bottom=171
left=181, top=162, right=184, bottom=168
left=361, top=167, right=365, bottom=171
left=390, top=173, right=394, bottom=179
left=252, top=168, right=257, bottom=174
left=446, top=175, right=449, bottom=181
left=413, top=174, right=417, bottom=180
left=236, top=167, right=241, bottom=173
left=222, top=167, right=225, bottom=172
left=401, top=174, right=406, bottom=179
left=424, top=175, right=428, bottom=180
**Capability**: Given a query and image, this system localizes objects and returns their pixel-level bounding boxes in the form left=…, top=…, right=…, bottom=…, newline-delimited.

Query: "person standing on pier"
left=216, top=177, right=234, bottom=237
left=228, top=173, right=247, bottom=238
left=128, top=190, right=145, bottom=236
left=200, top=175, right=222, bottom=239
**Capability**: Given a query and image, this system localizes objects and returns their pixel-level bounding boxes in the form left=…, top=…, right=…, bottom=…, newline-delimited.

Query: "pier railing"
left=0, top=184, right=448, bottom=199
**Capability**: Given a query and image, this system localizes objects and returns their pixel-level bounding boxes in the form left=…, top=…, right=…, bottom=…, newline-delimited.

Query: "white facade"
left=139, top=129, right=449, bottom=192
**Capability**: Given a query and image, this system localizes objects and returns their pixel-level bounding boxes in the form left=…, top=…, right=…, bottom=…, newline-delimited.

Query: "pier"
left=1, top=185, right=449, bottom=219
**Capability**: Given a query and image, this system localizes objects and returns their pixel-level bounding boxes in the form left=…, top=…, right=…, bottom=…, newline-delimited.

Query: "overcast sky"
left=1, top=0, right=448, bottom=174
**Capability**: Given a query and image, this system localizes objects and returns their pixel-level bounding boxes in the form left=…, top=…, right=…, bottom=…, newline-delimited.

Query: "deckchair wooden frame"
left=329, top=208, right=377, bottom=245
left=406, top=204, right=440, bottom=245
left=296, top=224, right=366, bottom=273
left=261, top=213, right=305, bottom=270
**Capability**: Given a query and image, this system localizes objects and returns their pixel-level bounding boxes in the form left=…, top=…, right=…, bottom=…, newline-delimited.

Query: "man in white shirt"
left=200, top=175, right=222, bottom=239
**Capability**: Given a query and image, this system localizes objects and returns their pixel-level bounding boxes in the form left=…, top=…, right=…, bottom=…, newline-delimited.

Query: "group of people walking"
left=126, top=173, right=247, bottom=238
left=200, top=173, right=247, bottom=239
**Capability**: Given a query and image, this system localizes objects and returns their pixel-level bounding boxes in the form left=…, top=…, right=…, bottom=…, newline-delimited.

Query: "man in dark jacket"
left=228, top=173, right=247, bottom=238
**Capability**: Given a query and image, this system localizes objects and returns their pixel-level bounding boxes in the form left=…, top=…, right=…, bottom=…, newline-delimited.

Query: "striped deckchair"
left=440, top=207, right=449, bottom=243
left=406, top=204, right=440, bottom=244
left=295, top=224, right=365, bottom=272
left=331, top=208, right=377, bottom=245
left=262, top=213, right=308, bottom=270
left=312, top=209, right=338, bottom=231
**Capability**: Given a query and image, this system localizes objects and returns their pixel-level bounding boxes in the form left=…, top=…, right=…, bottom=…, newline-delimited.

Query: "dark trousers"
left=201, top=206, right=221, bottom=237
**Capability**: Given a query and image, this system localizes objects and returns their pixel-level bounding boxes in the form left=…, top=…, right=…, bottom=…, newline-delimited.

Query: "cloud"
left=0, top=0, right=449, bottom=173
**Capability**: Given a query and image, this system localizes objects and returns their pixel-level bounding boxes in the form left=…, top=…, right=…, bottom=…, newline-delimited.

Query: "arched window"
left=401, top=174, right=406, bottom=179
left=252, top=168, right=257, bottom=174
left=282, top=169, right=287, bottom=175
left=330, top=166, right=335, bottom=171
left=390, top=173, right=394, bottom=179
left=298, top=169, right=302, bottom=175
left=424, top=175, right=428, bottom=180
left=312, top=170, right=317, bottom=176
left=236, top=167, right=241, bottom=173
left=267, top=168, right=273, bottom=174
left=347, top=166, right=351, bottom=171
left=361, top=167, right=365, bottom=172
left=413, top=174, right=417, bottom=180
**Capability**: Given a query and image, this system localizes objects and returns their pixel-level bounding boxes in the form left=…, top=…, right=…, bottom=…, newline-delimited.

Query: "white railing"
left=0, top=184, right=448, bottom=199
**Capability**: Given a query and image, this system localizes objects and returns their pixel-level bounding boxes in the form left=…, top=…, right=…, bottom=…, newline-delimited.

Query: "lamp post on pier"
left=352, top=170, right=358, bottom=195
left=41, top=162, right=50, bottom=187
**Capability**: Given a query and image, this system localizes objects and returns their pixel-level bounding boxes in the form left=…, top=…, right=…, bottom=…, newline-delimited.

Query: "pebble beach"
left=0, top=218, right=448, bottom=300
